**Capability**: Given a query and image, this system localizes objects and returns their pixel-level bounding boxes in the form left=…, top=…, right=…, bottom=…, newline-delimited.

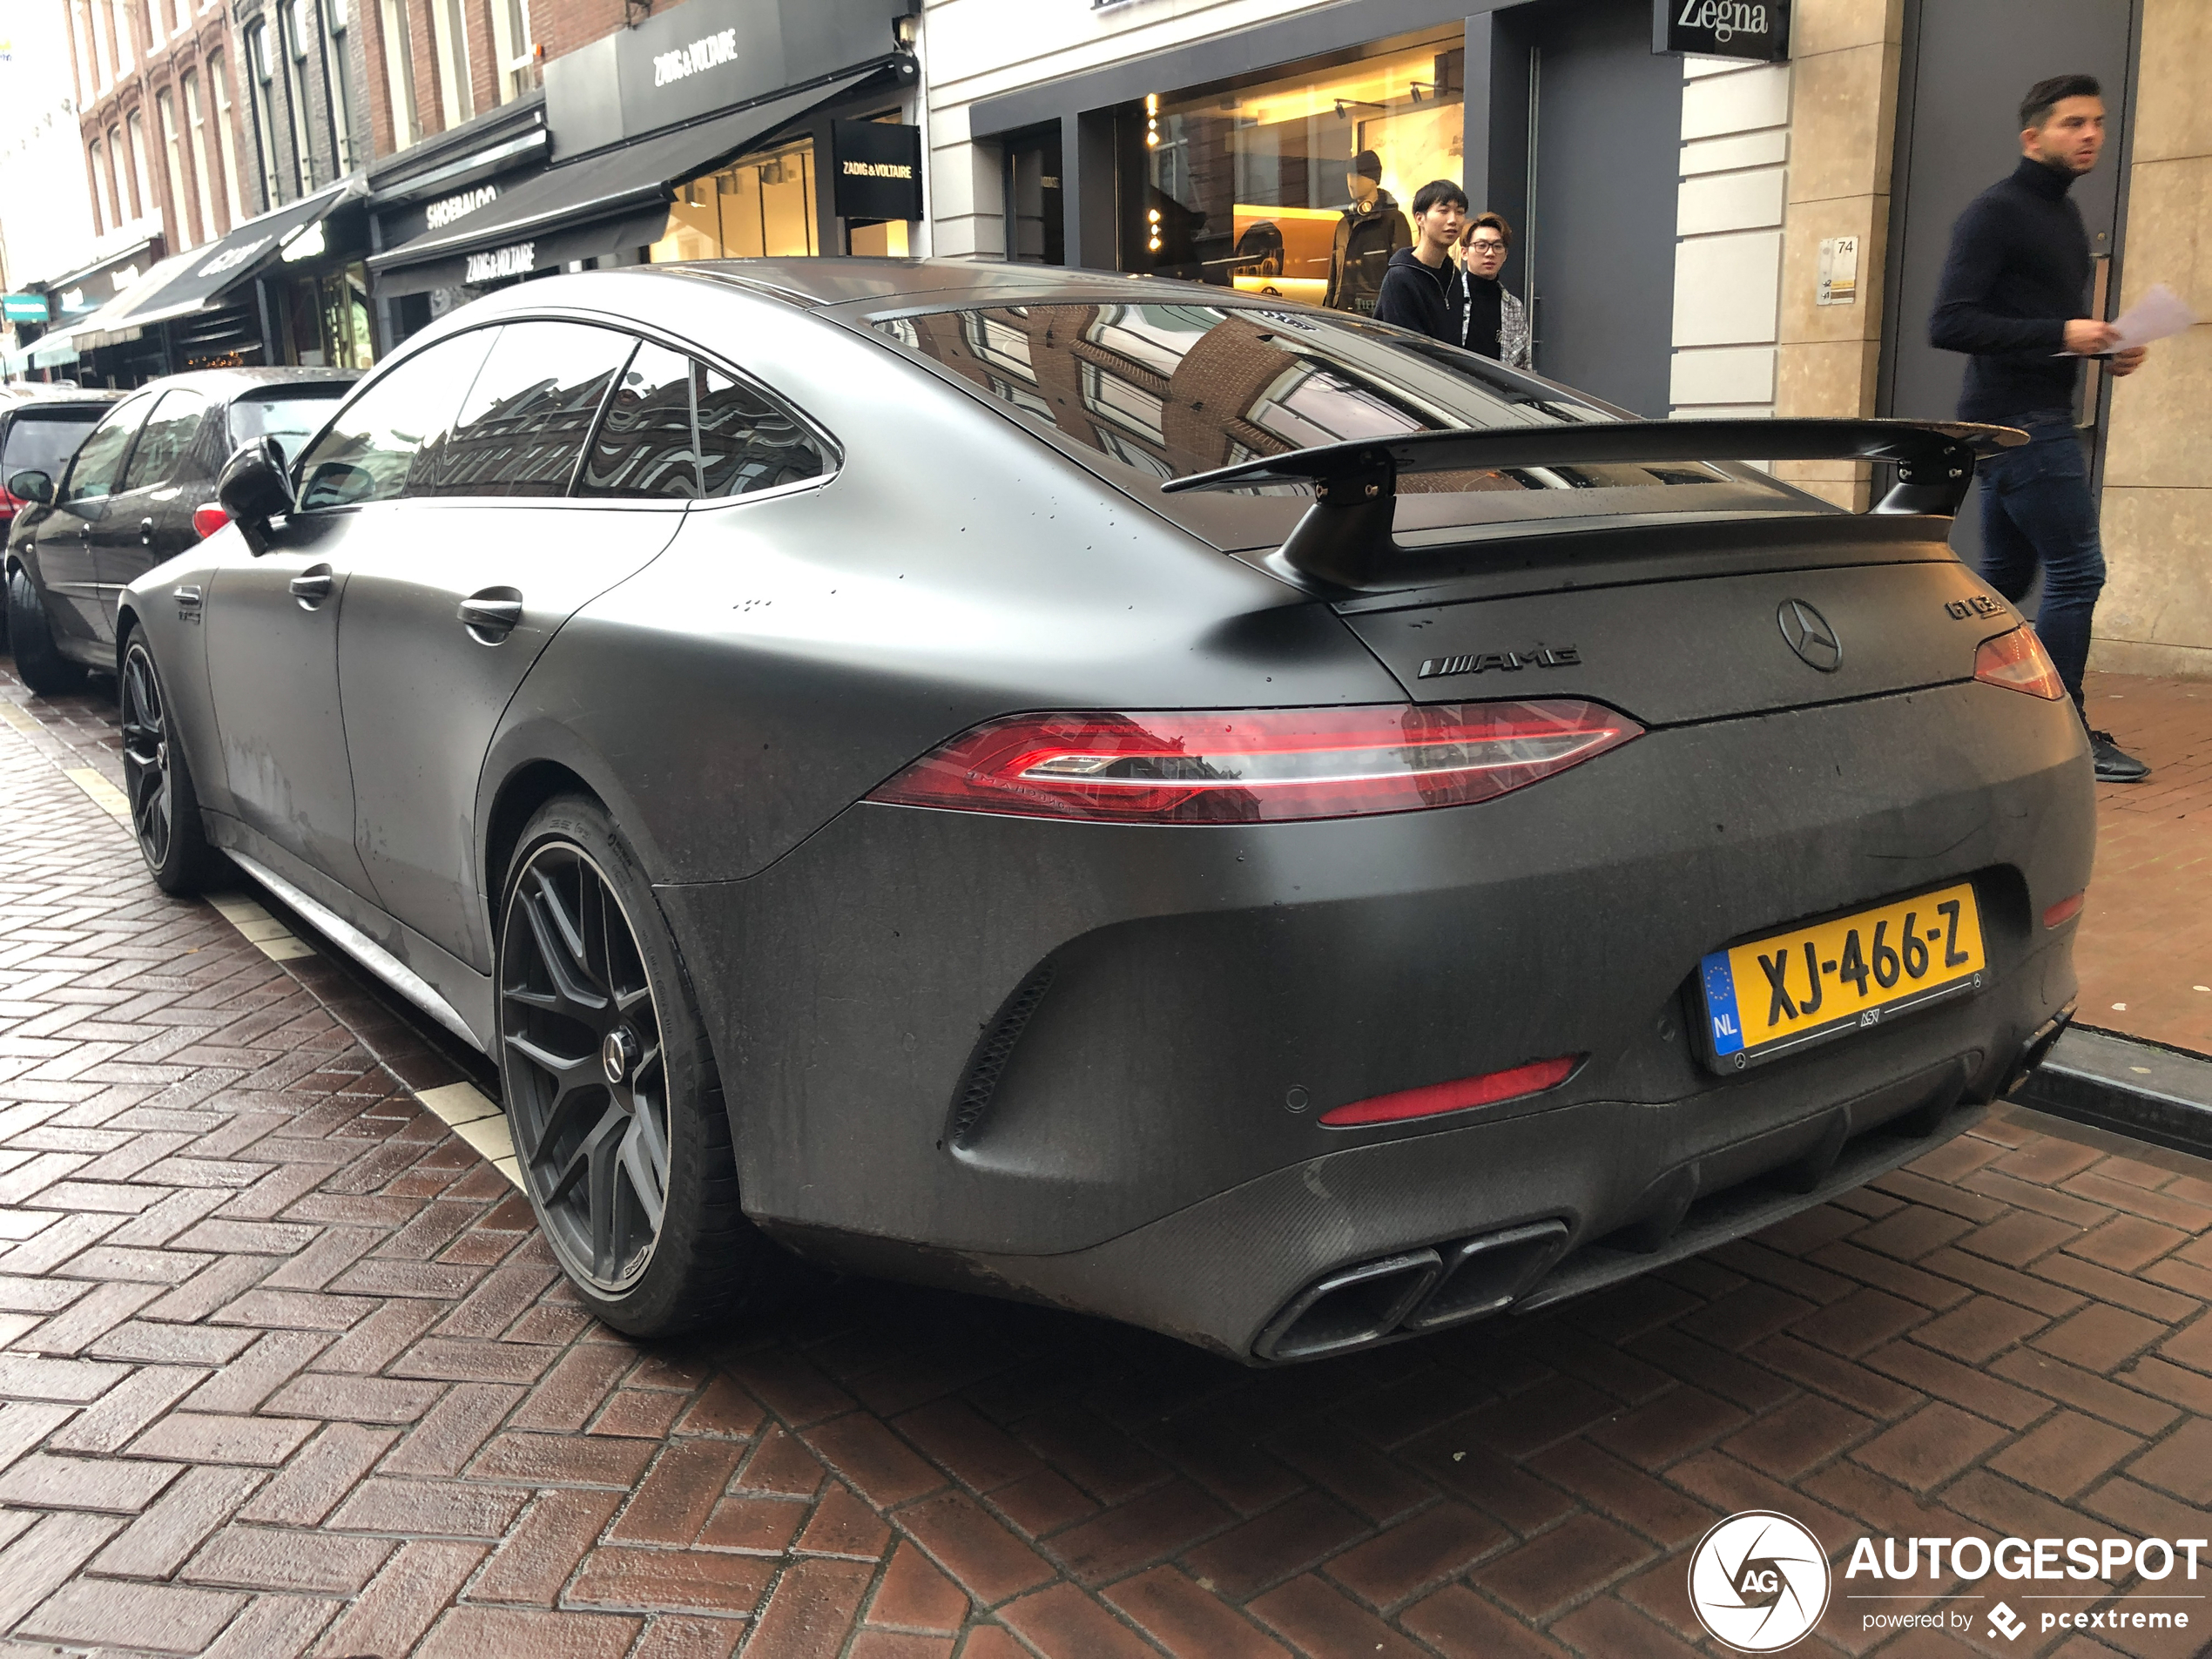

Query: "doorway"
left=1878, top=0, right=2138, bottom=561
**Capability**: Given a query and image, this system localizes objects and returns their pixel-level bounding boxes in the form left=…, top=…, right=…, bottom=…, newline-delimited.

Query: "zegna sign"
left=1652, top=0, right=1791, bottom=62
left=543, top=0, right=911, bottom=152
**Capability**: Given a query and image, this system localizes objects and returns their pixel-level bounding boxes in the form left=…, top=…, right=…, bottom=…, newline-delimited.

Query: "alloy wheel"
left=118, top=642, right=174, bottom=871
left=499, top=843, right=672, bottom=1293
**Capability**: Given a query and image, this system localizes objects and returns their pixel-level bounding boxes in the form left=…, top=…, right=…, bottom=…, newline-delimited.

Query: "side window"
left=59, top=393, right=156, bottom=506
left=297, top=328, right=497, bottom=509
left=697, top=367, right=827, bottom=497
left=119, top=388, right=211, bottom=491
left=577, top=340, right=698, bottom=500
left=433, top=321, right=633, bottom=497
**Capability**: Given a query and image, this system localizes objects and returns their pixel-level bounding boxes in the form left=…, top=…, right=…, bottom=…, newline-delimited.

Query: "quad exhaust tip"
left=1253, top=1220, right=1570, bottom=1362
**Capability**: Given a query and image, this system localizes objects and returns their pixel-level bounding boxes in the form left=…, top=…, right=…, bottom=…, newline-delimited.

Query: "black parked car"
left=115, top=262, right=2090, bottom=1362
left=0, top=386, right=123, bottom=546
left=4, top=368, right=356, bottom=692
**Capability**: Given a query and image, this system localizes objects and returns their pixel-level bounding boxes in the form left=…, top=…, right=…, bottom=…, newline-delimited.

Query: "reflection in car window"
left=230, top=387, right=349, bottom=468
left=1, top=411, right=105, bottom=483
left=59, top=393, right=155, bottom=506
left=434, top=321, right=632, bottom=497
left=696, top=367, right=825, bottom=498
left=876, top=304, right=1765, bottom=501
left=298, top=329, right=496, bottom=509
left=577, top=341, right=698, bottom=500
left=119, top=388, right=210, bottom=491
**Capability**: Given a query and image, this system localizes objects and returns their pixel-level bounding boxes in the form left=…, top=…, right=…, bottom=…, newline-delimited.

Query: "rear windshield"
left=231, top=387, right=350, bottom=467
left=873, top=303, right=1816, bottom=537
left=2, top=409, right=105, bottom=481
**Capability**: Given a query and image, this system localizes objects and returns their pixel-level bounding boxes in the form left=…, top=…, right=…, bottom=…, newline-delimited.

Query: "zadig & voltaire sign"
left=466, top=242, right=536, bottom=284
left=652, top=26, right=738, bottom=88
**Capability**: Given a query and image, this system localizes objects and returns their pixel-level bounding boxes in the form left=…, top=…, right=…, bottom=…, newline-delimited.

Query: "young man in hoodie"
left=1373, top=179, right=1468, bottom=339
left=1324, top=151, right=1411, bottom=316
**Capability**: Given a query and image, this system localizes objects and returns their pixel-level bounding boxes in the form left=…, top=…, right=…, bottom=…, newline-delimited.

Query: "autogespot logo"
left=1689, top=1511, right=1831, bottom=1652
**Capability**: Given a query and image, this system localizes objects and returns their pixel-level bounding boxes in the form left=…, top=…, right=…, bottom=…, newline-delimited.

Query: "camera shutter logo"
left=1687, top=1511, right=1831, bottom=1652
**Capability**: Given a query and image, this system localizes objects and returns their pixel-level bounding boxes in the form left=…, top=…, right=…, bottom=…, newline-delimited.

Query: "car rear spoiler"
left=1158, top=417, right=2027, bottom=589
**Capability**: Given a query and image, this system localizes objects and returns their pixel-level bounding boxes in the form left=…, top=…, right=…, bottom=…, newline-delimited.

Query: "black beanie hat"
left=1351, top=149, right=1383, bottom=181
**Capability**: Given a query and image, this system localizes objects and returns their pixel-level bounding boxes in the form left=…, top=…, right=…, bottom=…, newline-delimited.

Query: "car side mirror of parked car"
left=217, top=436, right=294, bottom=554
left=7, top=469, right=53, bottom=505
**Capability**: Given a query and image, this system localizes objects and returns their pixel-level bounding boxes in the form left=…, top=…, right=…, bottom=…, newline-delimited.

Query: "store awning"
left=30, top=247, right=200, bottom=359
left=102, top=179, right=359, bottom=337
left=367, top=69, right=876, bottom=297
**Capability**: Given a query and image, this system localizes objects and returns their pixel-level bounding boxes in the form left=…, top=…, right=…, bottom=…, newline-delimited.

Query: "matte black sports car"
left=115, top=260, right=2092, bottom=1361
left=5, top=367, right=355, bottom=693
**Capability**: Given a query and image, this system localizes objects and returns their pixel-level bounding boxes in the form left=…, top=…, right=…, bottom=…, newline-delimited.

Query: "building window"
left=69, top=0, right=95, bottom=105
left=107, top=123, right=128, bottom=220
left=323, top=0, right=354, bottom=170
left=428, top=0, right=474, bottom=132
left=246, top=21, right=282, bottom=204
left=127, top=111, right=155, bottom=221
left=378, top=0, right=420, bottom=149
left=158, top=90, right=194, bottom=246
left=650, top=138, right=817, bottom=262
left=106, top=0, right=132, bottom=72
left=89, top=0, right=113, bottom=90
left=489, top=0, right=534, bottom=104
left=1130, top=28, right=1465, bottom=315
left=280, top=1, right=314, bottom=192
left=88, top=139, right=112, bottom=234
left=183, top=71, right=221, bottom=238
left=209, top=50, right=246, bottom=225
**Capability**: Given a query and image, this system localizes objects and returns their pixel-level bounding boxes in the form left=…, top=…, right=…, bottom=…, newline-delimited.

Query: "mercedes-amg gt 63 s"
left=110, top=260, right=2091, bottom=1362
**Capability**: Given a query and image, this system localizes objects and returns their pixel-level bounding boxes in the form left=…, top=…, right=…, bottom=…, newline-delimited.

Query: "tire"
left=6, top=563, right=88, bottom=696
left=496, top=794, right=797, bottom=1336
left=118, top=627, right=218, bottom=894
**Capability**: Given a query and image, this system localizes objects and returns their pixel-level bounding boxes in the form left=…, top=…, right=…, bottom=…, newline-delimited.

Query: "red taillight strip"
left=866, top=700, right=1642, bottom=825
left=2042, top=892, right=2085, bottom=929
left=1319, top=1056, right=1579, bottom=1128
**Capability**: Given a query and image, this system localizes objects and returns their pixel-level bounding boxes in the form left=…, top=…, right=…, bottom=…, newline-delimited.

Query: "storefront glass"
left=651, top=138, right=819, bottom=261
left=281, top=265, right=375, bottom=369
left=1133, top=29, right=1464, bottom=314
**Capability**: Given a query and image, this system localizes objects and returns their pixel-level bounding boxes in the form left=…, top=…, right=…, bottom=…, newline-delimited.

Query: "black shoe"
left=2089, top=730, right=2149, bottom=783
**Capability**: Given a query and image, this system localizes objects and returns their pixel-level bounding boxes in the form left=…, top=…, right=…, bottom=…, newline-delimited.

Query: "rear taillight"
left=1320, top=1056, right=1579, bottom=1127
left=192, top=502, right=230, bottom=540
left=2042, top=892, right=2085, bottom=929
left=865, top=700, right=1642, bottom=825
left=1974, top=626, right=2066, bottom=700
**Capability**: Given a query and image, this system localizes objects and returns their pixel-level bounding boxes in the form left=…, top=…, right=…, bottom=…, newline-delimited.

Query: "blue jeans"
left=1976, top=409, right=2103, bottom=716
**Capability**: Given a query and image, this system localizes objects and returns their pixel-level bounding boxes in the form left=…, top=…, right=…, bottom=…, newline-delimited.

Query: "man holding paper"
left=1931, top=73, right=2154, bottom=782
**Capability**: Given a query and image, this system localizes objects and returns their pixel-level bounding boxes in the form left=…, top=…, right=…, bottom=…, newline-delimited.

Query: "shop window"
left=281, top=265, right=375, bottom=369
left=650, top=139, right=817, bottom=262
left=1130, top=30, right=1464, bottom=315
left=435, top=320, right=634, bottom=497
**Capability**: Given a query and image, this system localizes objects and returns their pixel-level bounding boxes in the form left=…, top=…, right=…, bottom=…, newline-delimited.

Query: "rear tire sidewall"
left=6, top=563, right=88, bottom=696
left=498, top=795, right=737, bottom=1338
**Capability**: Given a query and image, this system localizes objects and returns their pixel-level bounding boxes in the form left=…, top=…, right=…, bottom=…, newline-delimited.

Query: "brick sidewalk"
left=3, top=662, right=2212, bottom=1658
left=2077, top=672, right=2212, bottom=1058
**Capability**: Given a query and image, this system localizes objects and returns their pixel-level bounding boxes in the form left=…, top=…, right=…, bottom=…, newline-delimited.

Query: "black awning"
left=111, top=182, right=357, bottom=334
left=367, top=69, right=876, bottom=296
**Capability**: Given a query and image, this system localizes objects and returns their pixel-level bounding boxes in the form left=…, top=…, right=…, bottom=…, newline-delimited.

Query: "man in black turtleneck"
left=1931, top=73, right=2151, bottom=781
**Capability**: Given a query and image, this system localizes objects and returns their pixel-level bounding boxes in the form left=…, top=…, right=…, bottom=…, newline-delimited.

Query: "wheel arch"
left=482, top=758, right=604, bottom=924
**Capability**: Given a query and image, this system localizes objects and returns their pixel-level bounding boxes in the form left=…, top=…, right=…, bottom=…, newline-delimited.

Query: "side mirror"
left=6, top=469, right=53, bottom=505
left=216, top=436, right=294, bottom=553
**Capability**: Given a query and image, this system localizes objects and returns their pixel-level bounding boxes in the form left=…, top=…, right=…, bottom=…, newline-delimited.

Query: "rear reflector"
left=866, top=700, right=1641, bottom=825
left=1319, top=1056, right=1578, bottom=1127
left=1973, top=626, right=2066, bottom=700
left=2042, top=892, right=2085, bottom=929
left=191, top=503, right=230, bottom=540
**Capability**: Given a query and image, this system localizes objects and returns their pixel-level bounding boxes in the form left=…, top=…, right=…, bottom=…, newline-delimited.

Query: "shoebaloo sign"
left=1652, top=0, right=1791, bottom=61
left=1688, top=1508, right=2206, bottom=1651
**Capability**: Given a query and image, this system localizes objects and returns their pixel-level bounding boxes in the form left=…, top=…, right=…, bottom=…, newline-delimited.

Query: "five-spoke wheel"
left=117, top=631, right=213, bottom=894
left=499, top=840, right=673, bottom=1295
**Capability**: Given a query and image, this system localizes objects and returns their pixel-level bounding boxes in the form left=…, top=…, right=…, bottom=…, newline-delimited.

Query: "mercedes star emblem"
left=1777, top=599, right=1843, bottom=672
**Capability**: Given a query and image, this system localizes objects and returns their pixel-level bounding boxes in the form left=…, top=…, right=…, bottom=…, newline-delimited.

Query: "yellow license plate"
left=1698, top=883, right=1986, bottom=1072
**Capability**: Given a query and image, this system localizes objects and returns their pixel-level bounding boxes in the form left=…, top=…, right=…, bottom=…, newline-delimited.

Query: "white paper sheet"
left=2107, top=282, right=2198, bottom=351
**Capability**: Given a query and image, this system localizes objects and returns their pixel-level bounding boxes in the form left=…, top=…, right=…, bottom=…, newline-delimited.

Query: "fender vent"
left=948, top=963, right=1055, bottom=1149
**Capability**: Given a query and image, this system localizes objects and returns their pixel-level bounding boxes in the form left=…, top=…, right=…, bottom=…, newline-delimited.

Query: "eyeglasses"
left=1468, top=239, right=1507, bottom=253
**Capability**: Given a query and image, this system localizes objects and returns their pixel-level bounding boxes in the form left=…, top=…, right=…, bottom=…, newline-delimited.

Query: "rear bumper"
left=658, top=678, right=2091, bottom=1355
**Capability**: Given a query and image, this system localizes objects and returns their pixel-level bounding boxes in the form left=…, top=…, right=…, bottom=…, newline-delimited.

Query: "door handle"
left=141, top=516, right=155, bottom=545
left=289, top=565, right=335, bottom=610
left=457, top=590, right=523, bottom=643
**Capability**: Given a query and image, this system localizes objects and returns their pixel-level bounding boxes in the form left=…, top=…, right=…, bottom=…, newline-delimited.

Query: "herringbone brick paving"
left=2, top=660, right=2209, bottom=1658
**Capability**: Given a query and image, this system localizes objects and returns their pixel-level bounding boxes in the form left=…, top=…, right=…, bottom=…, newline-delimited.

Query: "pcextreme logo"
left=1688, top=1512, right=1831, bottom=1651
left=1689, top=1510, right=2209, bottom=1650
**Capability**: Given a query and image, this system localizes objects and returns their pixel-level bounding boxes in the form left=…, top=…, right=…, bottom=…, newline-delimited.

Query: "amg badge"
left=1417, top=644, right=1580, bottom=680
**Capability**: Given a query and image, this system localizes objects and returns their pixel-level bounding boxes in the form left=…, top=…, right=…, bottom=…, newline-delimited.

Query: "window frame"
left=118, top=387, right=214, bottom=493
left=58, top=390, right=160, bottom=508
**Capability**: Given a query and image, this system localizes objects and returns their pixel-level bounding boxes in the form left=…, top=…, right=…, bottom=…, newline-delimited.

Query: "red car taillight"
left=0, top=489, right=19, bottom=527
left=1320, top=1055, right=1579, bottom=1127
left=865, top=699, right=1642, bottom=825
left=192, top=502, right=231, bottom=540
left=1973, top=626, right=2066, bottom=700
